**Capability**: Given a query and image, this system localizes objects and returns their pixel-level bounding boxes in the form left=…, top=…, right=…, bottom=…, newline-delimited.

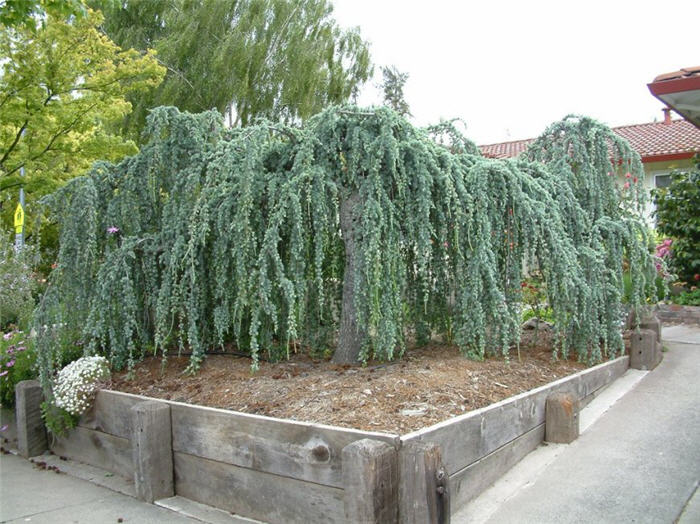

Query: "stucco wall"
left=616, top=158, right=695, bottom=226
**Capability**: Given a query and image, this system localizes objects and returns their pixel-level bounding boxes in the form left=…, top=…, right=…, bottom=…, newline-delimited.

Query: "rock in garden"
left=522, top=318, right=553, bottom=331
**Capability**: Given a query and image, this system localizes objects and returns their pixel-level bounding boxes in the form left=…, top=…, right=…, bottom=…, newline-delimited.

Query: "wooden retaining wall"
left=51, top=390, right=400, bottom=523
left=655, top=304, right=700, bottom=326
left=400, top=355, right=629, bottom=512
left=46, top=355, right=629, bottom=522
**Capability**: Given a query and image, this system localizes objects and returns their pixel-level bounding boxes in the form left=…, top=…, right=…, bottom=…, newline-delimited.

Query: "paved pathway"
left=455, top=324, right=700, bottom=524
left=0, top=451, right=201, bottom=523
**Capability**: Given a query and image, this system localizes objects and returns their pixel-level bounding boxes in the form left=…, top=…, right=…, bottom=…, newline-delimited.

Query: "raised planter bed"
left=655, top=304, right=700, bottom=326
left=19, top=355, right=629, bottom=523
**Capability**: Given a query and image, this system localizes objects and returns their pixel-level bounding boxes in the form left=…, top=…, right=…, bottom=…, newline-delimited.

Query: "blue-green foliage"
left=36, top=106, right=655, bottom=382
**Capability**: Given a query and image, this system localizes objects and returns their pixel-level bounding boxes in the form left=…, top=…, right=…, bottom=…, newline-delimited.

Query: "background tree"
left=380, top=65, right=411, bottom=117
left=92, top=0, right=372, bottom=138
left=0, top=9, right=164, bottom=242
left=0, top=0, right=86, bottom=30
left=653, top=156, right=700, bottom=284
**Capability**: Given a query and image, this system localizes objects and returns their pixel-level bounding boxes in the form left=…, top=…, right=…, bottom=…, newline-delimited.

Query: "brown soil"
left=109, top=330, right=600, bottom=434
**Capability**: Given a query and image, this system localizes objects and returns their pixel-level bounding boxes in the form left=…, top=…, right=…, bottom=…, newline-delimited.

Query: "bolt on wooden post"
left=630, top=329, right=660, bottom=370
left=399, top=440, right=450, bottom=524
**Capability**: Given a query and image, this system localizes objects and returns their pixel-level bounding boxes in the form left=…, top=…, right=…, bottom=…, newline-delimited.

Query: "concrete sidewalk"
left=0, top=451, right=201, bottom=523
left=0, top=449, right=263, bottom=523
left=456, top=324, right=700, bottom=524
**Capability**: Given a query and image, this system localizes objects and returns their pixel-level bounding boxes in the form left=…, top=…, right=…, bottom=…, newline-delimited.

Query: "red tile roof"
left=652, top=66, right=700, bottom=83
left=479, top=119, right=700, bottom=162
left=479, top=138, right=533, bottom=160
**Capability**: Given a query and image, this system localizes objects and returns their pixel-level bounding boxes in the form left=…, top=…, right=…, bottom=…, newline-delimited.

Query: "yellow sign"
left=14, top=203, right=24, bottom=235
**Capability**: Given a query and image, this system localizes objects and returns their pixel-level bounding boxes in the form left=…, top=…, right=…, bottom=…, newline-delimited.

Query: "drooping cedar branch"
left=35, top=106, right=655, bottom=383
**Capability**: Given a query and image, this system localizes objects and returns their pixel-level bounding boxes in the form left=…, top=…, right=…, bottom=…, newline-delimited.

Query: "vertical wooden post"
left=342, top=438, right=398, bottom=523
left=630, top=329, right=658, bottom=370
left=627, top=310, right=662, bottom=342
left=399, top=440, right=450, bottom=524
left=545, top=392, right=579, bottom=444
left=15, top=380, right=47, bottom=458
left=131, top=401, right=174, bottom=503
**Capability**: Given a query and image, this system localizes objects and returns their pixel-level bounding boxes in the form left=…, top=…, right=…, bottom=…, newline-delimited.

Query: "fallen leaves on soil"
left=110, top=332, right=591, bottom=434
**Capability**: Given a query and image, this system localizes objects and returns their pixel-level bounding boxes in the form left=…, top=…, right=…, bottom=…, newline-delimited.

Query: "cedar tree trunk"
left=332, top=190, right=366, bottom=364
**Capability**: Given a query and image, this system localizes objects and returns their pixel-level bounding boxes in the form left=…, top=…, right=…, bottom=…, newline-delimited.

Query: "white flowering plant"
left=42, top=356, right=110, bottom=435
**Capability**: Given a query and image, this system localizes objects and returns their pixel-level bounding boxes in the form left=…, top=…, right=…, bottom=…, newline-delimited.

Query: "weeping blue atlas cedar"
left=34, top=105, right=656, bottom=387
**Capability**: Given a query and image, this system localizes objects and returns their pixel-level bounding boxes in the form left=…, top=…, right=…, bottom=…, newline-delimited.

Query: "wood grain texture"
left=402, top=356, right=628, bottom=475
left=15, top=380, right=47, bottom=458
left=173, top=451, right=345, bottom=524
left=51, top=426, right=133, bottom=479
left=545, top=392, right=579, bottom=444
left=170, top=401, right=399, bottom=488
left=399, top=440, right=449, bottom=524
left=574, top=356, right=628, bottom=398
left=79, top=390, right=144, bottom=438
left=131, top=401, right=174, bottom=502
left=449, top=424, right=545, bottom=510
left=341, top=439, right=398, bottom=523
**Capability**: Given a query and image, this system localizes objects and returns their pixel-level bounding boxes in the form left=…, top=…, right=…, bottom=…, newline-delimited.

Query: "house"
left=479, top=113, right=700, bottom=222
left=647, top=66, right=700, bottom=128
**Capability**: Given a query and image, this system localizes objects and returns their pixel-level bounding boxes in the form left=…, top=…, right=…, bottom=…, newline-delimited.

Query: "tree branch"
left=338, top=109, right=376, bottom=117
left=28, top=103, right=99, bottom=163
left=0, top=120, right=28, bottom=168
left=267, top=125, right=297, bottom=143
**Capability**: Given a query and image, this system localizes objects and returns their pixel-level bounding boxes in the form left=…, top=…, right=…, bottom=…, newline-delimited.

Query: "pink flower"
left=623, top=181, right=630, bottom=189
left=107, top=226, right=120, bottom=234
left=0, top=371, right=7, bottom=377
left=625, top=173, right=632, bottom=178
left=6, top=360, right=15, bottom=368
left=0, top=425, right=8, bottom=432
left=2, top=332, right=12, bottom=341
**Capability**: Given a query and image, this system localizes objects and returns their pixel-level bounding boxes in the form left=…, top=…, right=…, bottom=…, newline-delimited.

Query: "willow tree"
left=36, top=106, right=656, bottom=381
left=92, top=0, right=372, bottom=138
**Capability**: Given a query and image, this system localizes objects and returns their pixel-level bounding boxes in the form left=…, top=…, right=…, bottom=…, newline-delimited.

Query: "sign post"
left=14, top=197, right=25, bottom=251
left=15, top=129, right=26, bottom=252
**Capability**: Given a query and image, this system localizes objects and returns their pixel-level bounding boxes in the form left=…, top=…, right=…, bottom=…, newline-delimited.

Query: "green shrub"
left=522, top=306, right=555, bottom=323
left=0, top=237, right=39, bottom=329
left=0, top=330, right=37, bottom=409
left=674, top=288, right=700, bottom=306
left=520, top=276, right=553, bottom=323
left=653, top=163, right=700, bottom=284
